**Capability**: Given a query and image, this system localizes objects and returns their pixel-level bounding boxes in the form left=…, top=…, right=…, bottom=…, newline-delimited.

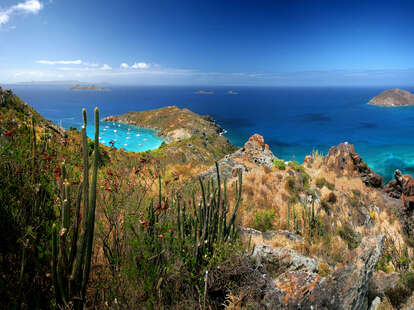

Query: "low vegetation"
left=273, top=158, right=286, bottom=170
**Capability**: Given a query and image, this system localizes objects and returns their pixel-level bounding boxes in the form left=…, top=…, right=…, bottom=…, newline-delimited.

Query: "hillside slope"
left=3, top=87, right=414, bottom=309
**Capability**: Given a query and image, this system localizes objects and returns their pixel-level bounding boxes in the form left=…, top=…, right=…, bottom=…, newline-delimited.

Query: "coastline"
left=102, top=117, right=173, bottom=143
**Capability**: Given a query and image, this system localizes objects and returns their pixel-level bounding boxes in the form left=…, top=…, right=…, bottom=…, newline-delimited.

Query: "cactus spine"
left=52, top=108, right=100, bottom=309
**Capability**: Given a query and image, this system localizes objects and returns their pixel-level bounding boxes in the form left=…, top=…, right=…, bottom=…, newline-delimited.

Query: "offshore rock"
left=368, top=88, right=414, bottom=107
left=325, top=142, right=383, bottom=188
left=262, top=235, right=384, bottom=309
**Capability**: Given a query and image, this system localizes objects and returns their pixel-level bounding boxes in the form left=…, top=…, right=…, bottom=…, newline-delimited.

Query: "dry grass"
left=227, top=151, right=409, bottom=269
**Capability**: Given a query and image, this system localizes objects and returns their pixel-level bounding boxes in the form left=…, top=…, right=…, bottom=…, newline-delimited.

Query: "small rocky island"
left=368, top=88, right=414, bottom=107
left=195, top=90, right=214, bottom=95
left=228, top=90, right=239, bottom=95
left=70, top=84, right=108, bottom=91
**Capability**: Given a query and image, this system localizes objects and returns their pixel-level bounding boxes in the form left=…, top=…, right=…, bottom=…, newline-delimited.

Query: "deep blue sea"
left=5, top=84, right=414, bottom=182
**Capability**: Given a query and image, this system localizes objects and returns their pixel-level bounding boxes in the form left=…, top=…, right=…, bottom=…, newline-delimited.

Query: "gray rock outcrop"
left=259, top=235, right=384, bottom=309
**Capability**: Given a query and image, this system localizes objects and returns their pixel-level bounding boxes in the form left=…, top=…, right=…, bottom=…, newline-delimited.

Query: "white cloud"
left=83, top=62, right=99, bottom=67
left=132, top=62, right=150, bottom=69
left=57, top=67, right=91, bottom=71
left=101, top=64, right=112, bottom=71
left=36, top=60, right=102, bottom=68
left=14, top=0, right=43, bottom=13
left=0, top=13, right=10, bottom=25
left=37, top=59, right=83, bottom=65
left=0, top=0, right=43, bottom=26
left=121, top=62, right=151, bottom=69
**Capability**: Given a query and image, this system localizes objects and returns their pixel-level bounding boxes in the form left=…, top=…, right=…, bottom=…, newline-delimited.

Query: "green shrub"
left=273, top=159, right=286, bottom=170
left=351, top=189, right=361, bottom=197
left=285, top=176, right=299, bottom=203
left=288, top=161, right=305, bottom=173
left=253, top=209, right=276, bottom=232
left=326, top=182, right=335, bottom=190
left=376, top=253, right=393, bottom=273
left=337, top=224, right=360, bottom=250
left=315, top=177, right=326, bottom=189
left=318, top=262, right=331, bottom=277
left=403, top=272, right=414, bottom=291
left=300, top=172, right=310, bottom=188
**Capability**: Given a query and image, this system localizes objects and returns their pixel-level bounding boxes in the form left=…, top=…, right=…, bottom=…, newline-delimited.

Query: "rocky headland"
left=103, top=105, right=223, bottom=143
left=368, top=88, right=414, bottom=107
left=103, top=106, right=236, bottom=165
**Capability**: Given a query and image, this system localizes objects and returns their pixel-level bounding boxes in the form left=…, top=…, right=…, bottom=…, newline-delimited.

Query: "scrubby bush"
left=0, top=115, right=58, bottom=308
left=253, top=209, right=275, bottom=232
left=337, top=223, right=360, bottom=250
left=273, top=158, right=286, bottom=170
left=288, top=161, right=305, bottom=173
left=318, top=262, right=331, bottom=277
left=315, top=177, right=326, bottom=188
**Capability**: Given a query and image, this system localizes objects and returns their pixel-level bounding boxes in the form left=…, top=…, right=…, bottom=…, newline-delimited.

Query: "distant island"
left=195, top=90, right=214, bottom=94
left=70, top=84, right=108, bottom=91
left=368, top=88, right=414, bottom=107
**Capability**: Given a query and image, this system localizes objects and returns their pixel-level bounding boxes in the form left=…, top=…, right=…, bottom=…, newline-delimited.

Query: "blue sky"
left=1, top=0, right=414, bottom=86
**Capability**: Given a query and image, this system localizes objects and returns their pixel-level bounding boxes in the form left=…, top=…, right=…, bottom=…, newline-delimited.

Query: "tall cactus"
left=172, top=162, right=242, bottom=265
left=52, top=108, right=100, bottom=309
left=287, top=201, right=290, bottom=230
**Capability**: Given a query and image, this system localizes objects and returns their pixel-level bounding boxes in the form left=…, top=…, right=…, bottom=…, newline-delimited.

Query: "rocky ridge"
left=201, top=134, right=414, bottom=309
left=325, top=142, right=383, bottom=188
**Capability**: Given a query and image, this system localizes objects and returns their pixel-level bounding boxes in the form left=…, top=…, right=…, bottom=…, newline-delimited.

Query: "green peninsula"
left=103, top=105, right=236, bottom=164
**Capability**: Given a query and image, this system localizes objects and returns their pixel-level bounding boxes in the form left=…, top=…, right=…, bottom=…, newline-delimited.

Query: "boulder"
left=369, top=296, right=382, bottom=310
left=396, top=171, right=414, bottom=241
left=304, top=155, right=313, bottom=164
left=262, top=235, right=385, bottom=309
left=243, top=134, right=275, bottom=168
left=384, top=169, right=414, bottom=240
left=368, top=271, right=400, bottom=298
left=253, top=244, right=318, bottom=273
left=199, top=134, right=275, bottom=180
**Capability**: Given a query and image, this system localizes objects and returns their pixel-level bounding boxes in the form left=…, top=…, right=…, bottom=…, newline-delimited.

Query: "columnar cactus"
left=171, top=162, right=242, bottom=265
left=52, top=108, right=100, bottom=309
